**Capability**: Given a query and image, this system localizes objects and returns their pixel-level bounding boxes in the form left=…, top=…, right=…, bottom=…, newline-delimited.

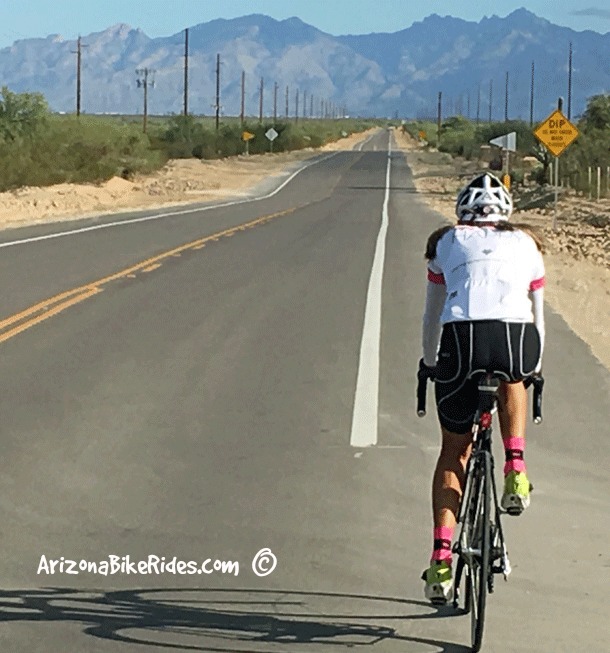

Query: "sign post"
left=242, top=130, right=255, bottom=155
left=265, top=127, right=278, bottom=152
left=534, top=105, right=579, bottom=230
left=489, top=132, right=516, bottom=188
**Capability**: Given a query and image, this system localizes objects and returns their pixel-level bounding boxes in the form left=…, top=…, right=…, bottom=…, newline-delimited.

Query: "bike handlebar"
left=416, top=359, right=434, bottom=417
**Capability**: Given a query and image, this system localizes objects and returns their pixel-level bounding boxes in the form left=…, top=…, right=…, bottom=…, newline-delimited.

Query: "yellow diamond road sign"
left=534, top=110, right=579, bottom=156
left=242, top=131, right=255, bottom=141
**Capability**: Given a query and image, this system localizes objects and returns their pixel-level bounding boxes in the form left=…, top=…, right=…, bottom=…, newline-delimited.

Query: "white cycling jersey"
left=427, top=225, right=545, bottom=323
left=422, top=225, right=545, bottom=368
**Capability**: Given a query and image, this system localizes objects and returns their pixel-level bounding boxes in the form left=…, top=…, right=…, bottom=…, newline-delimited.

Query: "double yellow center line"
left=0, top=207, right=296, bottom=344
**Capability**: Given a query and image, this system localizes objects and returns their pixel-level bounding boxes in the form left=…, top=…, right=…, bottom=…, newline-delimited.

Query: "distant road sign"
left=489, top=132, right=516, bottom=152
left=419, top=130, right=427, bottom=140
left=534, top=110, right=579, bottom=156
left=242, top=131, right=255, bottom=141
left=265, top=128, right=278, bottom=141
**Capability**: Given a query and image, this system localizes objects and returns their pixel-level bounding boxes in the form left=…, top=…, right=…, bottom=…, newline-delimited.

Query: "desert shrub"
left=0, top=88, right=379, bottom=191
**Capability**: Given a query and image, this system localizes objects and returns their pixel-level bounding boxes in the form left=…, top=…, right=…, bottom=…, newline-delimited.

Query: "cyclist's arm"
left=529, top=247, right=545, bottom=372
left=422, top=273, right=445, bottom=367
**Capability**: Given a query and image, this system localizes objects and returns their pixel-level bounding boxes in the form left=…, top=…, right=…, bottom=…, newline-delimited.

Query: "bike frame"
left=454, top=380, right=511, bottom=585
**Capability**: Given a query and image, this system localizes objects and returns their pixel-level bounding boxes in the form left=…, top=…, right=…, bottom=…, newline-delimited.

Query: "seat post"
left=477, top=373, right=501, bottom=415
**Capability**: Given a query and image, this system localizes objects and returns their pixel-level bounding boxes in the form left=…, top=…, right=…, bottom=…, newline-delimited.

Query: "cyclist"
left=419, top=172, right=545, bottom=603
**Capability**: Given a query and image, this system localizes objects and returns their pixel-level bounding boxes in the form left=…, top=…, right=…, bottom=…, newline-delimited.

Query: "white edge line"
left=0, top=133, right=377, bottom=250
left=349, top=132, right=392, bottom=448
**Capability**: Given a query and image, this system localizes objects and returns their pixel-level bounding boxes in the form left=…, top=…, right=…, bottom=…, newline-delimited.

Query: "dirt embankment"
left=0, top=129, right=377, bottom=230
left=393, top=128, right=609, bottom=370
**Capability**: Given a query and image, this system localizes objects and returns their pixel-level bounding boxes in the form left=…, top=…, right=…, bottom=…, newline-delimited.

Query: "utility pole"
left=568, top=41, right=572, bottom=120
left=553, top=97, right=564, bottom=230
left=71, top=36, right=87, bottom=116
left=310, top=94, right=314, bottom=119
left=437, top=91, right=442, bottom=148
left=303, top=91, right=307, bottom=119
left=240, top=71, right=245, bottom=124
left=214, top=53, right=221, bottom=130
left=135, top=68, right=155, bottom=133
left=273, top=82, right=278, bottom=123
left=285, top=85, right=289, bottom=118
left=259, top=77, right=264, bottom=123
left=183, top=28, right=189, bottom=116
left=467, top=92, right=471, bottom=119
left=476, top=84, right=481, bottom=124
left=504, top=71, right=509, bottom=122
left=530, top=61, right=535, bottom=126
left=295, top=88, right=299, bottom=123
left=488, top=79, right=493, bottom=122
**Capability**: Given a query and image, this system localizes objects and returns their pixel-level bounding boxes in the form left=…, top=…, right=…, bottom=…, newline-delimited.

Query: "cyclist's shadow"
left=0, top=586, right=470, bottom=652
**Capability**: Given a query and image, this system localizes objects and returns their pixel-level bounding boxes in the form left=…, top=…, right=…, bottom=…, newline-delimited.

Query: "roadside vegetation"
left=0, top=86, right=379, bottom=192
left=403, top=94, right=610, bottom=196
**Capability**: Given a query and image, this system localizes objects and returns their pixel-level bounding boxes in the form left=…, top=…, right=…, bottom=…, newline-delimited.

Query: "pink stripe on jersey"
left=428, top=269, right=446, bottom=285
left=529, top=276, right=545, bottom=291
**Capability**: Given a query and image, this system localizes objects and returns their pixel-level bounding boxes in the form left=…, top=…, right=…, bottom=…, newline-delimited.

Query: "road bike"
left=417, top=362, right=544, bottom=652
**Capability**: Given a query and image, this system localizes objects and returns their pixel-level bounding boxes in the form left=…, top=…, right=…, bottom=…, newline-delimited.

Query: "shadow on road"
left=0, top=586, right=471, bottom=652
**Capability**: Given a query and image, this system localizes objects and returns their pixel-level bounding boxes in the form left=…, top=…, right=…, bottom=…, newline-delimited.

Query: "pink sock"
left=503, top=437, right=526, bottom=474
left=431, top=526, right=454, bottom=563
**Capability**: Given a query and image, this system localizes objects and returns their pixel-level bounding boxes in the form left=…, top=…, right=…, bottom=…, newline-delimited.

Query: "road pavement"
left=0, top=130, right=607, bottom=652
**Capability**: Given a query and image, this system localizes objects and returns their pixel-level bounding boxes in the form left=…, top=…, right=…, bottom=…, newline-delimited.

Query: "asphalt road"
left=0, top=130, right=607, bottom=652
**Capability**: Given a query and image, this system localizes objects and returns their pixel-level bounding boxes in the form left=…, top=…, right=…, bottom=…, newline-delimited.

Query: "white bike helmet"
left=455, top=173, right=513, bottom=222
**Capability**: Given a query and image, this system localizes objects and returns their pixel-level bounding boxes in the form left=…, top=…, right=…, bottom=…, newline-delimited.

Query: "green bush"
left=0, top=88, right=379, bottom=191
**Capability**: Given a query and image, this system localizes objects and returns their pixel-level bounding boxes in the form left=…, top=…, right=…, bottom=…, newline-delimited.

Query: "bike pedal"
left=430, top=596, right=448, bottom=606
left=506, top=506, right=524, bottom=516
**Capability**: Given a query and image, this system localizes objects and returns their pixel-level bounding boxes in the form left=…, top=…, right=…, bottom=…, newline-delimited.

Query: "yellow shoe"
left=501, top=470, right=531, bottom=515
left=421, top=560, right=453, bottom=604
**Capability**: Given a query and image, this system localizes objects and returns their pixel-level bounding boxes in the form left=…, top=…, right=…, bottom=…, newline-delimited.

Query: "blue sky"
left=1, top=0, right=609, bottom=48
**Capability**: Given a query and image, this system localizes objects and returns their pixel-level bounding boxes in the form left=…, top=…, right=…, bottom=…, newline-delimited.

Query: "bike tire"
left=470, top=451, right=491, bottom=652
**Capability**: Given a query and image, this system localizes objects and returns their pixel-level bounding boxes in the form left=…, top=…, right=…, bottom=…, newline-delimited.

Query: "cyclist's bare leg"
left=497, top=380, right=527, bottom=439
left=497, top=380, right=530, bottom=515
left=432, top=427, right=473, bottom=530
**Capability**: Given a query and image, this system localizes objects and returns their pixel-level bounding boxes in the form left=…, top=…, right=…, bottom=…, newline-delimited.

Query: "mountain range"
left=0, top=9, right=608, bottom=120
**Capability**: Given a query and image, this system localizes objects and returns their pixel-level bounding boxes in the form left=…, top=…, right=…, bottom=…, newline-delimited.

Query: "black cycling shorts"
left=434, top=320, right=541, bottom=434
